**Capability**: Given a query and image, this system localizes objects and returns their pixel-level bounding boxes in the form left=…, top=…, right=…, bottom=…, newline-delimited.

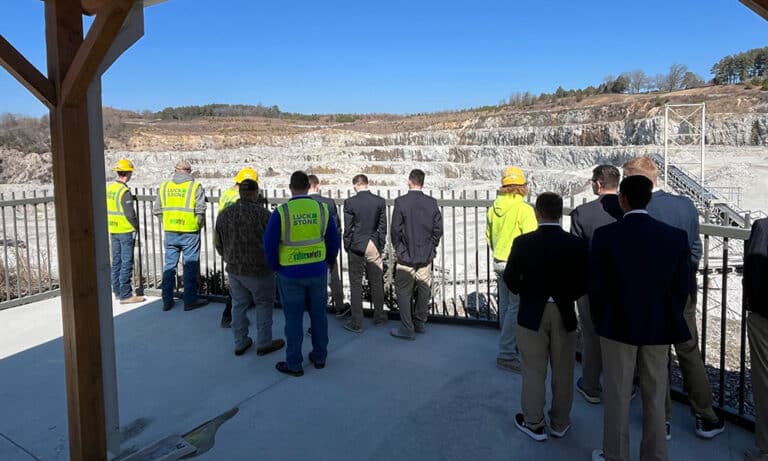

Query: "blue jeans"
left=495, top=261, right=520, bottom=360
left=110, top=233, right=135, bottom=299
left=161, top=232, right=201, bottom=306
left=277, top=273, right=328, bottom=371
left=229, top=273, right=276, bottom=349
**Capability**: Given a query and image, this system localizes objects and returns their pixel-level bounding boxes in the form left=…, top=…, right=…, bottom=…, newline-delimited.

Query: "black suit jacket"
left=390, top=190, right=443, bottom=266
left=342, top=190, right=387, bottom=255
left=569, top=194, right=623, bottom=246
left=504, top=225, right=588, bottom=332
left=745, top=218, right=768, bottom=317
left=310, top=193, right=341, bottom=239
left=589, top=212, right=691, bottom=346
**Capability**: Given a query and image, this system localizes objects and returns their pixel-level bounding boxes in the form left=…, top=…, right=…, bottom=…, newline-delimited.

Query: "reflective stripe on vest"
left=160, top=180, right=200, bottom=232
left=277, top=199, right=328, bottom=266
left=218, top=187, right=239, bottom=211
left=106, top=182, right=134, bottom=234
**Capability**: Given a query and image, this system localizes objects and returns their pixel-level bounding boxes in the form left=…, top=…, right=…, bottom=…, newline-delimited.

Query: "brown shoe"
left=256, top=339, right=285, bottom=356
left=119, top=296, right=145, bottom=304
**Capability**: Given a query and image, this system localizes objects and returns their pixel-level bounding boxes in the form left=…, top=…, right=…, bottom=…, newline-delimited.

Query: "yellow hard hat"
left=234, top=167, right=259, bottom=184
left=501, top=166, right=526, bottom=186
left=113, top=159, right=135, bottom=172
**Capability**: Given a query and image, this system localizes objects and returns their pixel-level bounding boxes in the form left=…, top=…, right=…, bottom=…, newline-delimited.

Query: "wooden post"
left=45, top=0, right=107, bottom=459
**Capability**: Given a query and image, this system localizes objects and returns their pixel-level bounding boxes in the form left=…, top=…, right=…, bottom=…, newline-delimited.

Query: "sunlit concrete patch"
left=180, top=407, right=239, bottom=458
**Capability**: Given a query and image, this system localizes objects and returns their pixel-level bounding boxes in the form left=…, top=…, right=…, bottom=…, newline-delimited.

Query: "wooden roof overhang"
left=0, top=1, right=765, bottom=461
left=741, top=0, right=768, bottom=20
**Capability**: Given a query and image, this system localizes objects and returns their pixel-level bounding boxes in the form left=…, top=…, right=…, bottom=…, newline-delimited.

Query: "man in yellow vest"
left=153, top=160, right=208, bottom=311
left=218, top=167, right=261, bottom=328
left=107, top=159, right=145, bottom=304
left=219, top=167, right=260, bottom=212
left=264, top=171, right=340, bottom=377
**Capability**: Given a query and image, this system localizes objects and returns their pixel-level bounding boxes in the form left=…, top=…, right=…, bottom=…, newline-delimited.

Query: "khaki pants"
left=394, top=263, right=432, bottom=335
left=577, top=295, right=602, bottom=396
left=517, top=303, right=575, bottom=432
left=601, top=337, right=668, bottom=461
left=665, top=294, right=718, bottom=422
left=749, top=312, right=768, bottom=456
left=348, top=240, right=385, bottom=326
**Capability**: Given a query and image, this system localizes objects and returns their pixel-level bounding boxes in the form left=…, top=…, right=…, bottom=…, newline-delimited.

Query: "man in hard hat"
left=107, top=159, right=145, bottom=304
left=218, top=167, right=261, bottom=328
left=154, top=160, right=208, bottom=311
left=487, top=166, right=537, bottom=370
left=220, top=167, right=259, bottom=211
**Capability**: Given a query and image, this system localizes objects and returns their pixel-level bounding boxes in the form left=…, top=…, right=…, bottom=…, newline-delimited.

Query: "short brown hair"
left=499, top=184, right=528, bottom=197
left=352, top=174, right=368, bottom=186
left=622, top=156, right=658, bottom=183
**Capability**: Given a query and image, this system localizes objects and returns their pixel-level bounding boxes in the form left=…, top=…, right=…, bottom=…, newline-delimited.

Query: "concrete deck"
left=0, top=297, right=755, bottom=460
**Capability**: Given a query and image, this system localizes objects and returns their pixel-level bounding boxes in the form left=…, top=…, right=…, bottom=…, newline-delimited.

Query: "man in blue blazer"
left=590, top=175, right=691, bottom=461
left=505, top=192, right=588, bottom=441
left=623, top=156, right=724, bottom=440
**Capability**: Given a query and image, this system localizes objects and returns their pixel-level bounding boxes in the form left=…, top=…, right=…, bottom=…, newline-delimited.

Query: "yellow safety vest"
left=160, top=180, right=201, bottom=232
left=277, top=198, right=329, bottom=266
left=219, top=187, right=239, bottom=211
left=106, top=182, right=134, bottom=234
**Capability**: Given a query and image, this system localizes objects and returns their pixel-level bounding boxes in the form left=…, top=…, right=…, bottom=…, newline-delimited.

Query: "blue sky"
left=1, top=0, right=766, bottom=116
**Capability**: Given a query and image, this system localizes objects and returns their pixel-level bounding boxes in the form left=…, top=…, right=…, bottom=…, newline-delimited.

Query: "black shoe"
left=309, top=354, right=325, bottom=369
left=256, top=339, right=285, bottom=356
left=220, top=315, right=232, bottom=328
left=184, top=299, right=209, bottom=311
left=275, top=361, right=303, bottom=377
left=514, top=413, right=547, bottom=441
left=390, top=328, right=416, bottom=340
left=234, top=337, right=253, bottom=356
left=162, top=301, right=174, bottom=311
left=415, top=323, right=426, bottom=334
left=335, top=304, right=351, bottom=318
left=695, top=415, right=725, bottom=439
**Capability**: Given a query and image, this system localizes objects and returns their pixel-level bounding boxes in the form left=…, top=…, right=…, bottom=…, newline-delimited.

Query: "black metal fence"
left=0, top=189, right=758, bottom=429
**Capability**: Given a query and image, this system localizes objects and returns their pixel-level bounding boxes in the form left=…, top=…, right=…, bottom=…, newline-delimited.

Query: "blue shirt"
left=263, top=195, right=340, bottom=278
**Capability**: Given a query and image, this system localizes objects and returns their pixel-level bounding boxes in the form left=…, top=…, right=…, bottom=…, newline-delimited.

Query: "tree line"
left=502, top=46, right=768, bottom=109
left=711, top=47, right=768, bottom=85
left=152, top=103, right=360, bottom=123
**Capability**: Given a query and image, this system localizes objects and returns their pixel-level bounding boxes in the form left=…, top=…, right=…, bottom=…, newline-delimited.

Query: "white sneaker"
left=549, top=424, right=571, bottom=438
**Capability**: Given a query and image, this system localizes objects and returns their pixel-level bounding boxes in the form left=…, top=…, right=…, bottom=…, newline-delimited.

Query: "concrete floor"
left=0, top=297, right=756, bottom=460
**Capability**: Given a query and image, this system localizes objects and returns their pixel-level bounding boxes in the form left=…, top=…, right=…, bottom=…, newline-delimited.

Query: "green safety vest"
left=277, top=198, right=329, bottom=266
left=106, top=182, right=134, bottom=234
left=219, top=187, right=239, bottom=211
left=160, top=180, right=201, bottom=232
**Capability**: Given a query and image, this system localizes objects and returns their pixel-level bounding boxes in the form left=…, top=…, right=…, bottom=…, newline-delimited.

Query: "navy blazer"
left=745, top=218, right=768, bottom=317
left=589, top=212, right=691, bottom=346
left=343, top=190, right=387, bottom=255
left=504, top=225, right=588, bottom=332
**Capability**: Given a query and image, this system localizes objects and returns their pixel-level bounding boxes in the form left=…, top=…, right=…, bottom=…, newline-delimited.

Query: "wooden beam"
left=60, top=0, right=136, bottom=106
left=45, top=0, right=107, bottom=459
left=81, top=0, right=103, bottom=15
left=0, top=35, right=56, bottom=109
left=741, top=0, right=768, bottom=20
